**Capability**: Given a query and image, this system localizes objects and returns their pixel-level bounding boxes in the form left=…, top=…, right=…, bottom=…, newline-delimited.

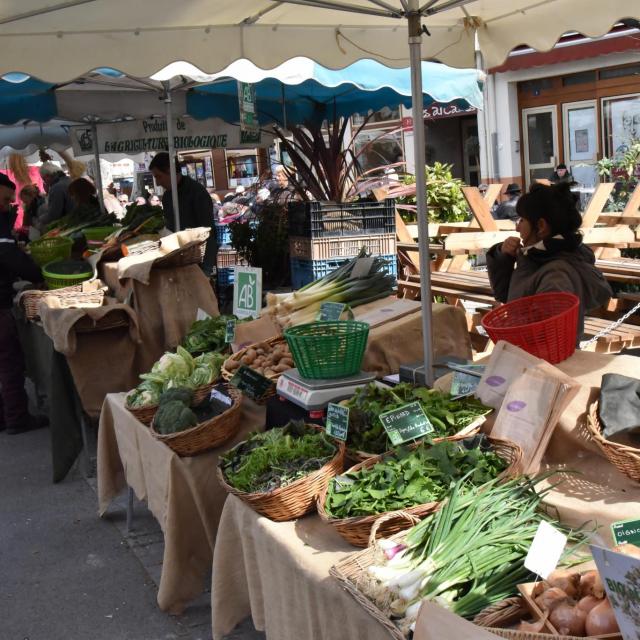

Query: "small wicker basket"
left=586, top=401, right=640, bottom=483
left=150, top=386, right=243, bottom=456
left=318, top=436, right=523, bottom=547
left=217, top=430, right=345, bottom=521
left=154, top=239, right=206, bottom=269
left=20, top=285, right=105, bottom=321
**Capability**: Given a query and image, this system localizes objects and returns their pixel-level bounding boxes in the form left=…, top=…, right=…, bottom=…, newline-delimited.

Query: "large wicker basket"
left=20, top=284, right=105, bottom=321
left=586, top=401, right=640, bottom=483
left=318, top=436, right=523, bottom=547
left=217, top=430, right=345, bottom=521
left=154, top=239, right=206, bottom=269
left=346, top=417, right=487, bottom=465
left=150, top=386, right=242, bottom=456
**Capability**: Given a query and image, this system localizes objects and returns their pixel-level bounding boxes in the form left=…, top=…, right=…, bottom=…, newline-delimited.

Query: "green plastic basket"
left=29, top=236, right=73, bottom=267
left=83, top=226, right=118, bottom=242
left=42, top=260, right=94, bottom=290
left=283, top=321, right=370, bottom=379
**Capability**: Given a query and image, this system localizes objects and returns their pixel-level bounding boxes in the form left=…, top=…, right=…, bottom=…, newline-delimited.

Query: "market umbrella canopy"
left=186, top=57, right=483, bottom=125
left=0, top=1, right=636, bottom=78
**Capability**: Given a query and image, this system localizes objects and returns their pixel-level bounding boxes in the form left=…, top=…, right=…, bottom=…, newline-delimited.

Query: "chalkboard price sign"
left=230, top=365, right=274, bottom=401
left=325, top=403, right=349, bottom=441
left=317, top=302, right=346, bottom=322
left=379, top=401, right=434, bottom=446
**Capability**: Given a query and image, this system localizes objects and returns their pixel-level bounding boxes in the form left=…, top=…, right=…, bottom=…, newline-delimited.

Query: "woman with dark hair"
left=486, top=182, right=612, bottom=337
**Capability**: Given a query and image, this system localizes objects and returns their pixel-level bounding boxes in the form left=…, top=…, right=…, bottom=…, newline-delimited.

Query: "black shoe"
left=6, top=414, right=49, bottom=435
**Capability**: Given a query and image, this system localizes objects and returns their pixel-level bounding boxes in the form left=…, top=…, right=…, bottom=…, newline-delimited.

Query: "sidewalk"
left=0, top=426, right=264, bottom=640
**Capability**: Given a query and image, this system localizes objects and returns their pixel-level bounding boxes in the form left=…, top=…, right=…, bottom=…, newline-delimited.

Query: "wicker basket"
left=125, top=400, right=158, bottom=426
left=150, top=386, right=243, bottom=456
left=154, top=240, right=206, bottom=269
left=318, top=436, right=523, bottom=547
left=346, top=417, right=486, bottom=465
left=217, top=431, right=346, bottom=521
left=586, top=401, right=640, bottom=483
left=20, top=285, right=104, bottom=321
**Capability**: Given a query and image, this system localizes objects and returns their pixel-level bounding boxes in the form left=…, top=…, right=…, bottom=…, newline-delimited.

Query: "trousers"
left=0, top=308, right=29, bottom=427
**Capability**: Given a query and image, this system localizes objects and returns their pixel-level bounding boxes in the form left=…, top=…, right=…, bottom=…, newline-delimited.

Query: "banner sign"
left=238, top=82, right=261, bottom=144
left=71, top=116, right=267, bottom=156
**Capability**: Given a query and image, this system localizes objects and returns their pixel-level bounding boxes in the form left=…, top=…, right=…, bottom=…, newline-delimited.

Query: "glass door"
left=563, top=100, right=598, bottom=188
left=522, top=106, right=558, bottom=189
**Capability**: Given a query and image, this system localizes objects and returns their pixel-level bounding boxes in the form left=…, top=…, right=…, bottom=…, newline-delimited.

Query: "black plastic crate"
left=288, top=199, right=395, bottom=238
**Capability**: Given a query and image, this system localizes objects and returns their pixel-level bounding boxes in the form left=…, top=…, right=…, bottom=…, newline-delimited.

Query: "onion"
left=516, top=617, right=547, bottom=633
left=613, top=543, right=640, bottom=559
left=585, top=597, right=619, bottom=636
left=576, top=595, right=601, bottom=614
left=547, top=569, right=581, bottom=599
left=579, top=570, right=605, bottom=599
left=535, top=587, right=570, bottom=612
left=549, top=602, right=587, bottom=636
left=532, top=581, right=549, bottom=598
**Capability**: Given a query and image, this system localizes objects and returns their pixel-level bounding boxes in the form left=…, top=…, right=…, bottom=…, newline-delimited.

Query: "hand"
left=501, top=236, right=521, bottom=258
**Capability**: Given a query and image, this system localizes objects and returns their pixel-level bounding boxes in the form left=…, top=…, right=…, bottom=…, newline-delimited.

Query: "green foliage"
left=229, top=205, right=290, bottom=288
left=398, top=162, right=471, bottom=223
left=596, top=142, right=640, bottom=212
left=221, top=421, right=337, bottom=493
left=154, top=400, right=198, bottom=434
left=182, top=315, right=240, bottom=354
left=345, top=383, right=492, bottom=454
left=325, top=438, right=507, bottom=518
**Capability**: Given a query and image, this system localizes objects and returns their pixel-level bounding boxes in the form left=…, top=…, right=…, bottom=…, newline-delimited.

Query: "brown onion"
left=579, top=570, right=605, bottom=599
left=535, top=587, right=570, bottom=612
left=576, top=595, right=600, bottom=614
left=516, top=618, right=547, bottom=633
left=547, top=569, right=580, bottom=599
left=549, top=603, right=587, bottom=636
left=585, top=597, right=619, bottom=636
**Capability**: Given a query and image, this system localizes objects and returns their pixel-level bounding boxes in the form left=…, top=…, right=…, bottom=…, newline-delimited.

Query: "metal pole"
left=163, top=81, right=181, bottom=231
left=408, top=5, right=435, bottom=387
left=91, top=123, right=105, bottom=213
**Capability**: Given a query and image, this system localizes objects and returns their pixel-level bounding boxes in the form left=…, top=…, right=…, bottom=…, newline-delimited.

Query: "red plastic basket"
left=481, top=292, right=580, bottom=364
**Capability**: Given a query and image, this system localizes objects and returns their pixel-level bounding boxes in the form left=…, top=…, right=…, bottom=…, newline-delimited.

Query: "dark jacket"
left=493, top=196, right=519, bottom=221
left=40, top=174, right=73, bottom=226
left=0, top=239, right=42, bottom=308
left=23, top=196, right=45, bottom=228
left=486, top=236, right=612, bottom=338
left=162, top=175, right=217, bottom=271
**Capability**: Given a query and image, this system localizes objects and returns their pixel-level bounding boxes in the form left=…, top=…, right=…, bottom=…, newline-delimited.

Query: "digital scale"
left=276, top=369, right=377, bottom=414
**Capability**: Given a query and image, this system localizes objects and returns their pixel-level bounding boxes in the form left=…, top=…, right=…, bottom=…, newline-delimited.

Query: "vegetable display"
left=43, top=207, right=117, bottom=238
left=182, top=315, right=242, bottom=355
left=325, top=438, right=507, bottom=519
left=220, top=421, right=337, bottom=493
left=360, top=475, right=590, bottom=634
left=224, top=340, right=294, bottom=378
left=345, top=383, right=492, bottom=454
left=127, top=347, right=225, bottom=408
left=266, top=248, right=396, bottom=328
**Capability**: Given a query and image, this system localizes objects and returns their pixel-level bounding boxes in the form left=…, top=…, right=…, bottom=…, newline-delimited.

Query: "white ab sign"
left=233, top=266, right=262, bottom=319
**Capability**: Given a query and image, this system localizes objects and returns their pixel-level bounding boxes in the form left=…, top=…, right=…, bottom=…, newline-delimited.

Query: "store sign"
left=238, top=82, right=261, bottom=144
left=325, top=403, right=349, bottom=441
left=401, top=104, right=477, bottom=131
left=379, top=401, right=434, bottom=446
left=70, top=116, right=266, bottom=156
left=233, top=266, right=262, bottom=319
left=612, top=518, right=640, bottom=547
left=230, top=365, right=274, bottom=402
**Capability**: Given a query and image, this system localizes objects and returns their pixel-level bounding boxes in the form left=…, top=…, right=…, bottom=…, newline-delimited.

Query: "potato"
left=273, top=363, right=291, bottom=373
left=255, top=367, right=265, bottom=375
left=225, top=359, right=241, bottom=371
left=256, top=348, right=265, bottom=356
left=264, top=368, right=275, bottom=377
left=241, top=354, right=254, bottom=365
left=281, top=358, right=294, bottom=368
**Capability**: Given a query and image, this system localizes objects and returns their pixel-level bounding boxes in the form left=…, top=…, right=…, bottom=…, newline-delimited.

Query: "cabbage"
left=152, top=352, right=191, bottom=379
left=127, top=380, right=162, bottom=408
left=189, top=365, right=213, bottom=387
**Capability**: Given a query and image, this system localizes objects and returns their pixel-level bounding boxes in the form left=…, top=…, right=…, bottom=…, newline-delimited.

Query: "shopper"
left=38, top=162, right=73, bottom=227
left=68, top=177, right=100, bottom=215
left=19, top=184, right=46, bottom=240
left=549, top=163, right=574, bottom=184
left=149, top=152, right=216, bottom=273
left=493, top=183, right=521, bottom=221
left=269, top=165, right=298, bottom=206
left=0, top=174, right=47, bottom=435
left=486, top=182, right=612, bottom=338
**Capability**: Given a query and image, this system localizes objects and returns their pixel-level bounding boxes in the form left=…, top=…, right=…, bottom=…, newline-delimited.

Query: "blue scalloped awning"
left=0, top=74, right=57, bottom=125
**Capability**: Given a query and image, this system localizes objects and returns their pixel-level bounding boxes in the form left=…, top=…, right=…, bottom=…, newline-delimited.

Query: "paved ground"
left=0, top=425, right=265, bottom=640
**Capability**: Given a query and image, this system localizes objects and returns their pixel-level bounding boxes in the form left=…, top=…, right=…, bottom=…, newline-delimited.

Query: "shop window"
left=353, top=128, right=403, bottom=173
left=561, top=71, right=596, bottom=87
left=519, top=78, right=554, bottom=96
left=599, top=64, right=640, bottom=81
left=602, top=94, right=640, bottom=157
left=227, top=150, right=260, bottom=188
left=352, top=106, right=401, bottom=127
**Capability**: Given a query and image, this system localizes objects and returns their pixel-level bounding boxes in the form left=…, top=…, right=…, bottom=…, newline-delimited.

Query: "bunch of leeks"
left=267, top=248, right=396, bottom=327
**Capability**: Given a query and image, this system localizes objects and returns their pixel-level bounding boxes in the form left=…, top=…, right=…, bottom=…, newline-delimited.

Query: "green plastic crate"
left=283, top=321, right=369, bottom=379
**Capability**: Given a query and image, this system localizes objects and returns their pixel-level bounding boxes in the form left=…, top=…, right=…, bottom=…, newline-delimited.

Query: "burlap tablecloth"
left=211, top=349, right=640, bottom=640
left=97, top=393, right=265, bottom=614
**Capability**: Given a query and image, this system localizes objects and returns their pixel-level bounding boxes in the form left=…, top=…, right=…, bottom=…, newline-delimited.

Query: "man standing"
left=149, top=153, right=216, bottom=273
left=493, top=183, right=521, bottom=221
left=38, top=162, right=73, bottom=228
left=0, top=174, right=47, bottom=435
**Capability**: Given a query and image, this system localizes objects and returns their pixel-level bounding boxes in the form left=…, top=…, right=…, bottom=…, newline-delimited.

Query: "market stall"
left=210, top=349, right=639, bottom=640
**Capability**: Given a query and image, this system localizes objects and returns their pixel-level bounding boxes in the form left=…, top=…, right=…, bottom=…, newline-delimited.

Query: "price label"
left=317, top=302, right=346, bottom=322
left=325, top=403, right=349, bottom=441
left=224, top=319, right=236, bottom=343
left=210, top=387, right=233, bottom=407
left=612, top=518, right=640, bottom=547
left=230, top=364, right=274, bottom=401
left=379, top=401, right=434, bottom=446
left=233, top=266, right=262, bottom=319
left=524, top=521, right=566, bottom=579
